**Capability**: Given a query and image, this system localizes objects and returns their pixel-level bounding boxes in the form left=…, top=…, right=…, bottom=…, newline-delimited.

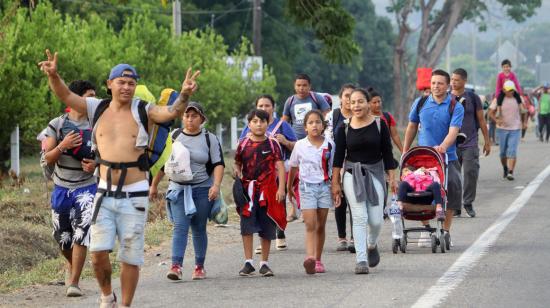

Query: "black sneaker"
left=453, top=209, right=461, bottom=218
left=239, top=262, right=256, bottom=276
left=503, top=166, right=509, bottom=179
left=367, top=245, right=380, bottom=268
left=355, top=261, right=369, bottom=274
left=259, top=264, right=274, bottom=277
left=348, top=241, right=356, bottom=254
left=464, top=204, right=476, bottom=218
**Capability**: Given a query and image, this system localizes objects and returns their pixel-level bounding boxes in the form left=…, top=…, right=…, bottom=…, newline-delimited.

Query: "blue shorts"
left=51, top=183, right=97, bottom=250
left=90, top=195, right=149, bottom=266
left=497, top=129, right=521, bottom=158
left=299, top=181, right=332, bottom=210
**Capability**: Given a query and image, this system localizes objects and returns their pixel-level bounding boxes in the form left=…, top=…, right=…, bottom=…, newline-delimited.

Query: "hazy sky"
left=371, top=0, right=550, bottom=37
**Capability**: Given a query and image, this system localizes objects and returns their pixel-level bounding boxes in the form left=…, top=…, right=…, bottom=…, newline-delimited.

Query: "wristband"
left=56, top=146, right=65, bottom=153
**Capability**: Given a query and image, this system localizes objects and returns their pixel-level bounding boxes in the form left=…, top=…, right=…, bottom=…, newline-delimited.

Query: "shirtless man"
left=39, top=50, right=199, bottom=308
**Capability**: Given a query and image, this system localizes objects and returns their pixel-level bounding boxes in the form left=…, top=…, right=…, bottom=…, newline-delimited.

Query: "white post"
left=231, top=117, right=238, bottom=150
left=216, top=123, right=223, bottom=148
left=10, top=125, right=20, bottom=177
left=172, top=0, right=182, bottom=37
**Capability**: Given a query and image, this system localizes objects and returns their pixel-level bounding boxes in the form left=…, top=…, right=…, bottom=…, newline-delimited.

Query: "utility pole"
left=472, top=25, right=477, bottom=87
left=445, top=42, right=451, bottom=73
left=173, top=0, right=182, bottom=37
left=252, top=0, right=262, bottom=56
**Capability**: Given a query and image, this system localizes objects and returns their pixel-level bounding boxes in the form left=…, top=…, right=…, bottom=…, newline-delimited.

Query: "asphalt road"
left=3, top=134, right=550, bottom=308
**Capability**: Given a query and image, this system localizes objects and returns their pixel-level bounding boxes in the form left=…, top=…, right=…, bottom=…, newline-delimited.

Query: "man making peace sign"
left=39, top=49, right=200, bottom=308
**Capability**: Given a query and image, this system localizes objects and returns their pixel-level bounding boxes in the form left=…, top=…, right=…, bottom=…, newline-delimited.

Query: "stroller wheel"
left=445, top=234, right=451, bottom=251
left=400, top=236, right=407, bottom=253
left=440, top=234, right=446, bottom=253
left=430, top=234, right=437, bottom=253
left=392, top=239, right=399, bottom=254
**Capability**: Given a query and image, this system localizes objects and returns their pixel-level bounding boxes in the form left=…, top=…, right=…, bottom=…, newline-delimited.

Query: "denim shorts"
left=90, top=195, right=149, bottom=266
left=298, top=181, right=332, bottom=210
left=497, top=128, right=521, bottom=158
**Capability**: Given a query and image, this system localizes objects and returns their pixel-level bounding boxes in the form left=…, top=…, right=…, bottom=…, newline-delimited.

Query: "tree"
left=388, top=0, right=542, bottom=125
left=286, top=0, right=359, bottom=64
left=0, top=1, right=275, bottom=173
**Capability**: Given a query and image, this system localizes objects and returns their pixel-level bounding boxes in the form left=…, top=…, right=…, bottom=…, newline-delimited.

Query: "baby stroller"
left=392, top=146, right=449, bottom=253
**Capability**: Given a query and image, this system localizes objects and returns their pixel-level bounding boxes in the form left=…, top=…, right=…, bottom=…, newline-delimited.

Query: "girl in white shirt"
left=287, top=110, right=334, bottom=275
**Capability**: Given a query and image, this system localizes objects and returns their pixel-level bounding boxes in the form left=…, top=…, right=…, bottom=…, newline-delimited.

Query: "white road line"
left=412, top=164, right=550, bottom=308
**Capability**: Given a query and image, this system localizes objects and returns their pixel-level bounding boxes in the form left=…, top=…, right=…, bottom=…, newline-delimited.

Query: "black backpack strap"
left=204, top=129, right=212, bottom=159
left=92, top=99, right=111, bottom=128
left=171, top=128, right=183, bottom=142
left=415, top=95, right=429, bottom=119
left=137, top=100, right=149, bottom=133
left=333, top=108, right=342, bottom=129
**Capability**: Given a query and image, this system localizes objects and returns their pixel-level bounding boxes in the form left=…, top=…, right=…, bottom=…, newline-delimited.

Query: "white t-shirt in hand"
left=288, top=136, right=335, bottom=184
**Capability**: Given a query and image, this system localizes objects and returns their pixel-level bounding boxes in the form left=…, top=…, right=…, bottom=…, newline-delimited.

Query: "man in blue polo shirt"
left=403, top=69, right=464, bottom=247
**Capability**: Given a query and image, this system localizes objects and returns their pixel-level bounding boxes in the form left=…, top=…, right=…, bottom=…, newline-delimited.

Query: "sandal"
left=286, top=215, right=297, bottom=222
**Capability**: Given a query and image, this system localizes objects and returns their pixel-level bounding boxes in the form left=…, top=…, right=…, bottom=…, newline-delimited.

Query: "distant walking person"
left=451, top=68, right=491, bottom=218
left=534, top=83, right=550, bottom=142
left=488, top=80, right=525, bottom=181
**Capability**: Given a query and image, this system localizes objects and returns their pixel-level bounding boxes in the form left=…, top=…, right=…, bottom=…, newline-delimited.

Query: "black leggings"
left=335, top=193, right=353, bottom=239
left=539, top=114, right=550, bottom=141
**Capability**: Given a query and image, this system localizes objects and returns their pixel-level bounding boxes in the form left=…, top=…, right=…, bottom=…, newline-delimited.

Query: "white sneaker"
left=99, top=293, right=117, bottom=308
left=254, top=245, right=262, bottom=254
left=275, top=238, right=287, bottom=251
left=418, top=232, right=431, bottom=248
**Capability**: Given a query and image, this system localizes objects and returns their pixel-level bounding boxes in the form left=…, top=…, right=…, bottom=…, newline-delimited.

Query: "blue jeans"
left=166, top=186, right=213, bottom=266
left=497, top=129, right=521, bottom=158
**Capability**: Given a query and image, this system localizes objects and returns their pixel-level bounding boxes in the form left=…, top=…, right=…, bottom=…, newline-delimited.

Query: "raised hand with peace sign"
left=180, top=67, right=201, bottom=96
left=38, top=49, right=59, bottom=77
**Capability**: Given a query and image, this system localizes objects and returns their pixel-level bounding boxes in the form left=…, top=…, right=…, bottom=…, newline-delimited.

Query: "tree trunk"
left=395, top=0, right=467, bottom=126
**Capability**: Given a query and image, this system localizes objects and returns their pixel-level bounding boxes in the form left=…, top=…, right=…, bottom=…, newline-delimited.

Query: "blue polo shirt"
left=408, top=94, right=464, bottom=161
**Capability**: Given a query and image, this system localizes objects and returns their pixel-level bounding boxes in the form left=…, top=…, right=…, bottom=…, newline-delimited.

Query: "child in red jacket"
left=234, top=109, right=286, bottom=277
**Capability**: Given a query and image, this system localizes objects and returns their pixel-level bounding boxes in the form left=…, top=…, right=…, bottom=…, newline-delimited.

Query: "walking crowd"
left=37, top=48, right=547, bottom=307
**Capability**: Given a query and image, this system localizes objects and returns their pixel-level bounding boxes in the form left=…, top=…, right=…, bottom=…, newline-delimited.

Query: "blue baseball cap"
left=108, top=64, right=139, bottom=80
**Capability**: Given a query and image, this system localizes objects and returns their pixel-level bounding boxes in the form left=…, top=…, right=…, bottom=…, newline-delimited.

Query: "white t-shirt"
left=288, top=136, right=334, bottom=184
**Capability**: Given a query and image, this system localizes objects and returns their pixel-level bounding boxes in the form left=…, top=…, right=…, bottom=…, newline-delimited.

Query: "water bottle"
left=389, top=196, right=403, bottom=239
